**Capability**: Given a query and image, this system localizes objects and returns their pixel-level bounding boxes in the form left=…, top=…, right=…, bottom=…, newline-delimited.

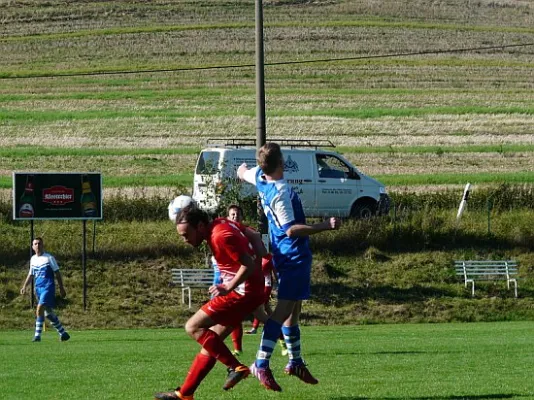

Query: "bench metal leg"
left=509, top=279, right=518, bottom=298
left=466, top=279, right=475, bottom=297
left=182, top=287, right=192, bottom=309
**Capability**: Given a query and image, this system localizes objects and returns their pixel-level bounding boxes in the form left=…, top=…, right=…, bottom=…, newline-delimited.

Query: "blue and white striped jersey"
left=30, top=253, right=59, bottom=289
left=244, top=166, right=311, bottom=269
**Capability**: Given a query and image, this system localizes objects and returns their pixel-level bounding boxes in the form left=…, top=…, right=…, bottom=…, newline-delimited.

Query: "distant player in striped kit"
left=238, top=142, right=341, bottom=391
left=20, top=237, right=70, bottom=342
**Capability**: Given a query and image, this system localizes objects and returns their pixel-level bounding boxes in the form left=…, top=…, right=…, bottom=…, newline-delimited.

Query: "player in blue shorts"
left=238, top=142, right=341, bottom=391
left=20, top=237, right=70, bottom=342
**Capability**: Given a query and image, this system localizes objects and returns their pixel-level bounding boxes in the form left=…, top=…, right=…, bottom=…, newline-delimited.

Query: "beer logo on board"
left=42, top=186, right=75, bottom=206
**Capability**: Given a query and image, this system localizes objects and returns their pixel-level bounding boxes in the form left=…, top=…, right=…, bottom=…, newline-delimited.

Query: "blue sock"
left=255, top=319, right=282, bottom=368
left=282, top=325, right=302, bottom=364
left=46, top=312, right=66, bottom=336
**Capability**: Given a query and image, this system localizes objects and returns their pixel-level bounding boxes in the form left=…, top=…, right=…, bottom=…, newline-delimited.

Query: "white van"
left=192, top=139, right=390, bottom=218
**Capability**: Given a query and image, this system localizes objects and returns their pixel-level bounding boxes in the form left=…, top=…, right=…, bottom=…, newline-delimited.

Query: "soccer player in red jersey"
left=154, top=207, right=265, bottom=400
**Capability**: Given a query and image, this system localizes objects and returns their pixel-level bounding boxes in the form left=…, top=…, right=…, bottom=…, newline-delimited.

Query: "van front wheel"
left=350, top=199, right=377, bottom=219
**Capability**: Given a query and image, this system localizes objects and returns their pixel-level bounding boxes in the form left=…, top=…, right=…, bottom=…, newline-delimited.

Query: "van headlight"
left=379, top=187, right=387, bottom=194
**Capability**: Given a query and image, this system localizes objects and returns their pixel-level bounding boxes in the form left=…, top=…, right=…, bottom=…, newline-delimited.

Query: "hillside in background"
left=1, top=1, right=534, bottom=329
left=0, top=0, right=533, bottom=188
left=2, top=205, right=534, bottom=329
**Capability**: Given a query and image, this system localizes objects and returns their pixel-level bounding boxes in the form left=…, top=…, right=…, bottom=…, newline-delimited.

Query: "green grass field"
left=2, top=322, right=534, bottom=400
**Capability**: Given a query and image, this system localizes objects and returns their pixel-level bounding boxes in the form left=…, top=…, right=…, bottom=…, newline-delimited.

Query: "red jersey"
left=262, top=254, right=274, bottom=288
left=207, top=218, right=264, bottom=296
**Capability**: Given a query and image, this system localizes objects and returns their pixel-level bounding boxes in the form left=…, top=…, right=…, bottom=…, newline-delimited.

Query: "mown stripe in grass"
left=2, top=145, right=534, bottom=159
left=1, top=106, right=534, bottom=123
left=2, top=86, right=533, bottom=104
left=1, top=19, right=533, bottom=43
left=1, top=171, right=534, bottom=189
left=338, top=144, right=534, bottom=154
left=0, top=147, right=200, bottom=158
left=377, top=171, right=534, bottom=186
left=2, top=55, right=533, bottom=80
left=284, top=106, right=534, bottom=119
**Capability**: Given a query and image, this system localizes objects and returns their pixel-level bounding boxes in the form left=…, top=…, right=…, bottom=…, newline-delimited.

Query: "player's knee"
left=184, top=320, right=199, bottom=337
left=35, top=304, right=45, bottom=317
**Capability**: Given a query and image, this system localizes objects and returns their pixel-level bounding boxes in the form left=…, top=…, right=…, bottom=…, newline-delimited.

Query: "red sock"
left=231, top=325, right=243, bottom=352
left=252, top=319, right=260, bottom=330
left=197, top=329, right=239, bottom=369
left=180, top=353, right=216, bottom=396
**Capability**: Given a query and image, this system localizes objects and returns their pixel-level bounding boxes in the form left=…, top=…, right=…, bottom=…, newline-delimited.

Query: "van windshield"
left=196, top=151, right=220, bottom=174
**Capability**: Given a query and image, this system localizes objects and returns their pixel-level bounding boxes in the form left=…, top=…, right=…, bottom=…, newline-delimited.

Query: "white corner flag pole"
left=456, top=183, right=471, bottom=222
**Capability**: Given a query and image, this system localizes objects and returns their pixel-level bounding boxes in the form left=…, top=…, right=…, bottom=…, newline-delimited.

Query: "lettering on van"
left=322, top=188, right=352, bottom=195
left=287, top=179, right=305, bottom=184
left=284, top=156, right=299, bottom=173
left=233, top=157, right=256, bottom=166
left=291, top=186, right=304, bottom=195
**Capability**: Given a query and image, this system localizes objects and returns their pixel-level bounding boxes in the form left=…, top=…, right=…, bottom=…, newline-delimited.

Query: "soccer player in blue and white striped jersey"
left=20, top=237, right=70, bottom=342
left=238, top=142, right=341, bottom=392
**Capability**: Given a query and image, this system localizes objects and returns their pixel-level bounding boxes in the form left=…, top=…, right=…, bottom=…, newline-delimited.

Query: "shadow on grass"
left=311, top=282, right=456, bottom=306
left=314, top=226, right=533, bottom=256
left=330, top=393, right=525, bottom=400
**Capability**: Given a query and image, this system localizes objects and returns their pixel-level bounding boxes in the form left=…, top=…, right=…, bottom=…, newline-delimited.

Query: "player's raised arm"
left=237, top=163, right=258, bottom=185
left=286, top=217, right=341, bottom=238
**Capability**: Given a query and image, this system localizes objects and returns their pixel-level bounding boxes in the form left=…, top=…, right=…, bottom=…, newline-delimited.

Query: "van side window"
left=316, top=154, right=350, bottom=179
left=196, top=151, right=221, bottom=174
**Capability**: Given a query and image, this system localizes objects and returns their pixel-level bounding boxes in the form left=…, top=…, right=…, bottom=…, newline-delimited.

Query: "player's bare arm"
left=209, top=253, right=258, bottom=297
left=55, top=271, right=67, bottom=297
left=286, top=217, right=341, bottom=237
left=243, top=227, right=268, bottom=258
left=20, top=273, right=31, bottom=295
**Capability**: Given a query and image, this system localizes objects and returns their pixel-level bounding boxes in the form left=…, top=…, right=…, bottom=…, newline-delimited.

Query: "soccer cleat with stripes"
left=223, top=364, right=250, bottom=391
left=284, top=362, right=318, bottom=384
left=154, top=387, right=193, bottom=400
left=32, top=336, right=41, bottom=342
left=250, top=363, right=282, bottom=392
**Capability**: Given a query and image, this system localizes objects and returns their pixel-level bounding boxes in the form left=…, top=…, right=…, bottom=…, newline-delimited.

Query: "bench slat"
left=171, top=268, right=214, bottom=287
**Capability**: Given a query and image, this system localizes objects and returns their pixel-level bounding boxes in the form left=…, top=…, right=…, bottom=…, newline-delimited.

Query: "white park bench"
left=171, top=268, right=214, bottom=309
left=454, top=260, right=518, bottom=298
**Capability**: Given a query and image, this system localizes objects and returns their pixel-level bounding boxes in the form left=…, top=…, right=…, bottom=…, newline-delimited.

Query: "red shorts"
left=201, top=290, right=264, bottom=327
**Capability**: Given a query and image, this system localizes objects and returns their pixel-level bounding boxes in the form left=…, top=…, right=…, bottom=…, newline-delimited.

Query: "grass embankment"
left=2, top=323, right=534, bottom=400
left=1, top=192, right=534, bottom=330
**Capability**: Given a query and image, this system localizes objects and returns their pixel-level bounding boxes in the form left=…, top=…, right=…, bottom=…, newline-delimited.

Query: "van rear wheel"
left=350, top=199, right=377, bottom=219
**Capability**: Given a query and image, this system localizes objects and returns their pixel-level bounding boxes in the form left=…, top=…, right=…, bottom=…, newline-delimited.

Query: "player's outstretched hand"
left=237, top=163, right=248, bottom=179
left=329, top=217, right=341, bottom=230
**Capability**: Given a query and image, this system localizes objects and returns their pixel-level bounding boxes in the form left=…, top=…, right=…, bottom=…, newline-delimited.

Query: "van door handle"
left=318, top=179, right=326, bottom=183
left=304, top=179, right=312, bottom=183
